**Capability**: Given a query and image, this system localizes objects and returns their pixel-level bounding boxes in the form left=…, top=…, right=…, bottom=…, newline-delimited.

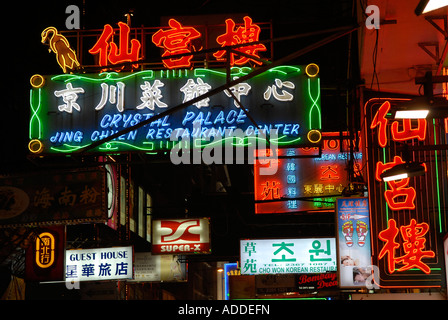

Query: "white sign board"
left=65, top=246, right=133, bottom=282
left=240, top=238, right=337, bottom=275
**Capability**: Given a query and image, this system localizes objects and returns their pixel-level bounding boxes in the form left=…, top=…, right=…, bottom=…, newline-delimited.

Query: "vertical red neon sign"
left=370, top=101, right=426, bottom=211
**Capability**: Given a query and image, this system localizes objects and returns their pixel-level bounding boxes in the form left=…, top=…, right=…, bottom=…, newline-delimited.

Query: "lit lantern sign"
left=364, top=98, right=448, bottom=288
left=28, top=65, right=321, bottom=154
left=254, top=132, right=362, bottom=213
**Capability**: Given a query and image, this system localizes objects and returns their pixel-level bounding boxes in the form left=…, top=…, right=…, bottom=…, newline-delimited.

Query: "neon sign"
left=41, top=27, right=80, bottom=74
left=378, top=219, right=435, bottom=274
left=152, top=19, right=202, bottom=69
left=365, top=98, right=447, bottom=288
left=254, top=132, right=362, bottom=214
left=35, top=232, right=55, bottom=268
left=29, top=65, right=321, bottom=154
left=213, top=16, right=267, bottom=66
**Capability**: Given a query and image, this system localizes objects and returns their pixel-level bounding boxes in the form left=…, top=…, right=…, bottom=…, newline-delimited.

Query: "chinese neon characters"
left=370, top=101, right=427, bottom=211
left=378, top=219, right=435, bottom=274
left=87, top=16, right=267, bottom=71
left=152, top=19, right=202, bottom=69
left=89, top=22, right=141, bottom=69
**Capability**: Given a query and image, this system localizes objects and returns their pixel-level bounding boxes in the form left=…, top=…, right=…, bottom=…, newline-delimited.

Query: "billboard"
left=364, top=98, right=448, bottom=287
left=65, top=246, right=133, bottom=282
left=28, top=65, right=321, bottom=154
left=254, top=131, right=362, bottom=213
left=152, top=218, right=211, bottom=254
left=0, top=167, right=107, bottom=227
left=336, top=198, right=372, bottom=288
left=25, top=226, right=65, bottom=282
left=240, top=238, right=336, bottom=275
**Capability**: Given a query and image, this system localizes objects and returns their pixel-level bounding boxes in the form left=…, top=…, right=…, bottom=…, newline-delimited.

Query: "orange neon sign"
left=152, top=19, right=202, bottom=69
left=378, top=219, right=435, bottom=274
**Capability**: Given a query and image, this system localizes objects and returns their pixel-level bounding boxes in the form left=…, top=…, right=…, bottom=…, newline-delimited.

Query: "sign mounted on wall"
left=240, top=238, right=337, bottom=275
left=152, top=218, right=211, bottom=255
left=29, top=65, right=321, bottom=155
left=336, top=198, right=372, bottom=288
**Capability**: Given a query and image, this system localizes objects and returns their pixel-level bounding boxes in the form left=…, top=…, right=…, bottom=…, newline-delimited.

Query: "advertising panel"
left=336, top=197, right=372, bottom=288
left=240, top=238, right=336, bottom=275
left=65, top=246, right=133, bottom=282
left=29, top=65, right=321, bottom=154
left=0, top=167, right=107, bottom=227
left=152, top=218, right=211, bottom=254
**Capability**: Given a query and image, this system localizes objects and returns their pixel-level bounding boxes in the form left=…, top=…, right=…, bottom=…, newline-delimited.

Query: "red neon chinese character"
left=213, top=16, right=267, bottom=66
left=370, top=101, right=390, bottom=147
left=379, top=219, right=435, bottom=274
left=152, top=19, right=202, bottom=69
left=261, top=181, right=280, bottom=200
left=375, top=156, right=416, bottom=210
left=89, top=22, right=141, bottom=69
left=370, top=101, right=427, bottom=147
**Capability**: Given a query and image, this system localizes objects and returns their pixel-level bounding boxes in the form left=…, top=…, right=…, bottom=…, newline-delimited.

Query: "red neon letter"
left=379, top=219, right=435, bottom=274
left=370, top=101, right=390, bottom=147
left=391, top=118, right=427, bottom=142
left=89, top=22, right=141, bottom=69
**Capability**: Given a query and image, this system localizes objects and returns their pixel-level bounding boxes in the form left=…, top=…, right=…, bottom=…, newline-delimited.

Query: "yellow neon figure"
left=41, top=26, right=80, bottom=73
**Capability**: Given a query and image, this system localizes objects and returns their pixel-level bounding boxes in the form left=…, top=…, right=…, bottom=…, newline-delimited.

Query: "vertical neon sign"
left=364, top=98, right=447, bottom=288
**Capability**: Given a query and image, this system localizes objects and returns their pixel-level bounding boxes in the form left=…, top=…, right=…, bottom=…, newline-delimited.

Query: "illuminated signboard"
left=0, top=168, right=107, bottom=227
left=336, top=198, right=372, bottom=288
left=254, top=132, right=362, bottom=213
left=364, top=98, right=448, bottom=288
left=29, top=65, right=321, bottom=154
left=240, top=238, right=336, bottom=275
left=152, top=218, right=211, bottom=255
left=65, top=246, right=133, bottom=282
left=132, top=252, right=187, bottom=282
left=25, top=226, right=65, bottom=282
